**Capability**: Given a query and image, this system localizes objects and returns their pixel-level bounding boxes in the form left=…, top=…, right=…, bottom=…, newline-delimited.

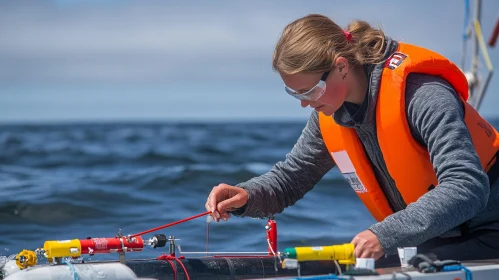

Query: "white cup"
left=355, top=258, right=375, bottom=270
left=397, top=247, right=417, bottom=268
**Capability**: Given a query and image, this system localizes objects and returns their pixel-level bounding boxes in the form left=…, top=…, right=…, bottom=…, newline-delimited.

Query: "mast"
left=463, top=0, right=494, bottom=110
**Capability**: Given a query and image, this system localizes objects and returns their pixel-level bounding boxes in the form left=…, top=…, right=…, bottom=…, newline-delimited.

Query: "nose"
left=301, top=100, right=310, bottom=108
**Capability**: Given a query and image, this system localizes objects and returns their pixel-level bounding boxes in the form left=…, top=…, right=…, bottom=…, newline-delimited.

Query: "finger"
left=360, top=250, right=373, bottom=259
left=353, top=240, right=365, bottom=258
left=350, top=237, right=359, bottom=247
left=205, top=200, right=211, bottom=212
left=217, top=193, right=244, bottom=213
left=220, top=212, right=231, bottom=221
left=205, top=200, right=219, bottom=222
left=354, top=246, right=365, bottom=258
left=208, top=185, right=225, bottom=213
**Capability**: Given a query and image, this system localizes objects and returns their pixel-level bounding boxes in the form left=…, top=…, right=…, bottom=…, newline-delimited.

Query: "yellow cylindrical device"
left=283, top=243, right=355, bottom=265
left=43, top=239, right=82, bottom=259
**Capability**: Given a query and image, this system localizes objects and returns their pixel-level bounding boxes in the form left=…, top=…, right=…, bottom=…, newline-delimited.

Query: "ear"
left=334, top=57, right=349, bottom=73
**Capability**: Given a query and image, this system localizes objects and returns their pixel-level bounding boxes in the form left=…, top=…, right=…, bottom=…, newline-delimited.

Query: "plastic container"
left=397, top=247, right=417, bottom=268
left=355, top=258, right=375, bottom=270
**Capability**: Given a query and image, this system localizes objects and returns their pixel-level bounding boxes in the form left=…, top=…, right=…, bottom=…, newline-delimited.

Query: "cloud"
left=1, top=0, right=499, bottom=121
left=2, top=0, right=496, bottom=86
left=0, top=1, right=284, bottom=85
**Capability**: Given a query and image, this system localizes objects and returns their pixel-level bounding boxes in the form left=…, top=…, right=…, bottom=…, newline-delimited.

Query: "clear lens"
left=285, top=80, right=326, bottom=101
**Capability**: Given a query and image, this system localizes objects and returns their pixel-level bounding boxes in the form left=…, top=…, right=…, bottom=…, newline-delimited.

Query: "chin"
left=316, top=108, right=334, bottom=116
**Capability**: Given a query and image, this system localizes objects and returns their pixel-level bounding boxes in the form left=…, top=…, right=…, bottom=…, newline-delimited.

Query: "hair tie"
left=342, top=30, right=352, bottom=43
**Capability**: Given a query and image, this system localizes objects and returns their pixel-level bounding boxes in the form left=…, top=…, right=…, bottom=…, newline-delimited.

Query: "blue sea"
left=2, top=119, right=496, bottom=261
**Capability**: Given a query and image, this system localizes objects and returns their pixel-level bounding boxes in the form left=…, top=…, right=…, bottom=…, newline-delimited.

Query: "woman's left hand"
left=351, top=230, right=385, bottom=260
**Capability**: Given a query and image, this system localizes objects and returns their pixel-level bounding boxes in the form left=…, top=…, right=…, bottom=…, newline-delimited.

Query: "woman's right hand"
left=205, top=183, right=248, bottom=222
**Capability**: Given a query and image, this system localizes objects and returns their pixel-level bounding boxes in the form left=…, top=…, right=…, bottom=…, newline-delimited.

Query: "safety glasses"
left=284, top=71, right=330, bottom=101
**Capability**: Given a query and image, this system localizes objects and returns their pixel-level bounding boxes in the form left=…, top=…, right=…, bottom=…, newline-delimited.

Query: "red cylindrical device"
left=80, top=236, right=145, bottom=254
left=266, top=219, right=277, bottom=255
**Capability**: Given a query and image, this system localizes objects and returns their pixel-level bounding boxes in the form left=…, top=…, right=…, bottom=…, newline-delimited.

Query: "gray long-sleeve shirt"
left=234, top=39, right=499, bottom=255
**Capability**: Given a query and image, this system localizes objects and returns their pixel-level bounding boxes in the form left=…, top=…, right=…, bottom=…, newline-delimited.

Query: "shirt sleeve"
left=233, top=111, right=336, bottom=218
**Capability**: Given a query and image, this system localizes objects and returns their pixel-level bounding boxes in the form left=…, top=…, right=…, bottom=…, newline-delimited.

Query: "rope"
left=63, top=259, right=80, bottom=280
left=157, top=254, right=191, bottom=280
left=163, top=259, right=177, bottom=280
left=174, top=257, right=191, bottom=280
left=442, top=265, right=472, bottom=280
left=410, top=254, right=472, bottom=280
left=131, top=211, right=211, bottom=237
left=266, top=238, right=276, bottom=256
left=463, top=0, right=471, bottom=40
left=206, top=218, right=210, bottom=257
left=461, top=0, right=472, bottom=70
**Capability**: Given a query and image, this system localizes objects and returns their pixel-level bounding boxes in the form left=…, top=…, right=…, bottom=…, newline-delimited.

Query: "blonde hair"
left=272, top=14, right=386, bottom=75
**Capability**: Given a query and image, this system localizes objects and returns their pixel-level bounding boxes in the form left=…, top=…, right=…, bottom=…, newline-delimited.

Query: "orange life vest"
left=318, top=43, right=499, bottom=222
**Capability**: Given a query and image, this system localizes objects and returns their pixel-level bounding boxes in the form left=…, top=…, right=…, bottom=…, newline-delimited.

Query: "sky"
left=1, top=0, right=499, bottom=123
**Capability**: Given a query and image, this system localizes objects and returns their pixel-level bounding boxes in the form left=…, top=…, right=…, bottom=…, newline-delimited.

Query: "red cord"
left=131, top=211, right=211, bottom=237
left=163, top=259, right=177, bottom=280
left=174, top=257, right=191, bottom=280
left=206, top=219, right=209, bottom=257
left=157, top=254, right=190, bottom=280
left=142, top=211, right=210, bottom=279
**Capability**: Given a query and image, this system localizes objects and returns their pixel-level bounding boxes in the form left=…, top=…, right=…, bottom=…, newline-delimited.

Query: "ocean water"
left=1, top=119, right=496, bottom=261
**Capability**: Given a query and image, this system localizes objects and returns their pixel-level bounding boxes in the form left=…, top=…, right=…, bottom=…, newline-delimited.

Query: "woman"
left=205, top=14, right=499, bottom=267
